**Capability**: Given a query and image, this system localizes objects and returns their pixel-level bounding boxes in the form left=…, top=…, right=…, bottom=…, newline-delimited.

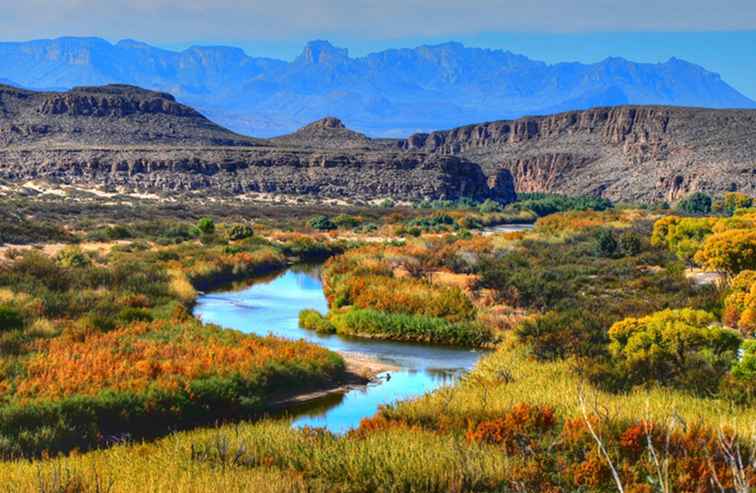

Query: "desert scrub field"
left=0, top=225, right=348, bottom=458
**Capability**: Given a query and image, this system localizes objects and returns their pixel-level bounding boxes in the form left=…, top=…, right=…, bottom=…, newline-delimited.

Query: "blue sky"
left=5, top=1, right=756, bottom=98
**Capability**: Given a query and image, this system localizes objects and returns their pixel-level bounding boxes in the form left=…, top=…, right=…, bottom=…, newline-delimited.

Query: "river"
left=193, top=264, right=483, bottom=433
left=193, top=223, right=533, bottom=432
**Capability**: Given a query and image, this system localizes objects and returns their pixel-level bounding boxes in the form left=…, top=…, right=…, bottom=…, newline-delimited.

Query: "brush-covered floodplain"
left=0, top=192, right=753, bottom=492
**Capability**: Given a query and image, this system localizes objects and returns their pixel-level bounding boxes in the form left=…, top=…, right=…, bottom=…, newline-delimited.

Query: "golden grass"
left=390, top=337, right=756, bottom=435
left=0, top=421, right=513, bottom=493
left=168, top=269, right=198, bottom=304
left=1, top=434, right=306, bottom=493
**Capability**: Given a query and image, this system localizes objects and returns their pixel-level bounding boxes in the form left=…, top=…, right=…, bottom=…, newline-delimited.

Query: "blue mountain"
left=0, top=37, right=753, bottom=137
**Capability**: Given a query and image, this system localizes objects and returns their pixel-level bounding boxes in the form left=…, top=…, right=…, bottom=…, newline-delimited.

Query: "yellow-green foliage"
left=650, top=216, right=716, bottom=262
left=607, top=309, right=742, bottom=388
left=693, top=228, right=756, bottom=276
left=723, top=270, right=756, bottom=335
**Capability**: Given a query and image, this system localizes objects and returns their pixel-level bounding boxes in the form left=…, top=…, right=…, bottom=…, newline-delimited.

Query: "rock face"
left=0, top=85, right=514, bottom=203
left=0, top=84, right=260, bottom=147
left=398, top=106, right=756, bottom=202
left=2, top=83, right=753, bottom=204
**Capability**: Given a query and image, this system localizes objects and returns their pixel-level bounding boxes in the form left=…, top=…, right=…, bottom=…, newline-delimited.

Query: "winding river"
left=193, top=265, right=482, bottom=433
left=193, top=223, right=533, bottom=433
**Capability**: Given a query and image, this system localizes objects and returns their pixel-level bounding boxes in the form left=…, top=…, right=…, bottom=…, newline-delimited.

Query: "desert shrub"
left=618, top=231, right=642, bottom=256
left=608, top=308, right=742, bottom=393
left=593, top=229, right=618, bottom=257
left=466, top=403, right=557, bottom=454
left=308, top=215, right=337, bottom=231
left=478, top=199, right=502, bottom=213
left=196, top=217, right=215, bottom=235
left=226, top=224, right=254, bottom=241
left=534, top=210, right=618, bottom=236
left=332, top=214, right=362, bottom=229
left=327, top=272, right=475, bottom=323
left=516, top=310, right=607, bottom=360
left=55, top=247, right=91, bottom=268
left=676, top=192, right=712, bottom=215
left=299, top=309, right=335, bottom=334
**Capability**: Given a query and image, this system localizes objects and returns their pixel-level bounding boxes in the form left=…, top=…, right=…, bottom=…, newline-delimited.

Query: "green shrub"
left=0, top=305, right=24, bottom=332
left=676, top=192, right=712, bottom=215
left=478, top=199, right=502, bottom=213
left=332, top=215, right=362, bottom=229
left=196, top=217, right=215, bottom=235
left=55, top=247, right=91, bottom=268
left=308, top=215, right=337, bottom=231
left=298, top=309, right=335, bottom=334
left=227, top=224, right=254, bottom=241
left=516, top=310, right=607, bottom=360
left=330, top=308, right=493, bottom=347
left=618, top=231, right=642, bottom=256
left=594, top=229, right=618, bottom=257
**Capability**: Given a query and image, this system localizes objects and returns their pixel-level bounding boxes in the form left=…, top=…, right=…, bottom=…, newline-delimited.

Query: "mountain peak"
left=296, top=40, right=349, bottom=65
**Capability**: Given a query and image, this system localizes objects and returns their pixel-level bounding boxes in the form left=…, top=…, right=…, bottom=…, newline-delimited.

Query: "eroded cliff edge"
left=0, top=84, right=514, bottom=203
left=398, top=106, right=756, bottom=202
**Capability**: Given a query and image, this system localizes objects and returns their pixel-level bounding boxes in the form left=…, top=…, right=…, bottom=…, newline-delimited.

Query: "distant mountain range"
left=0, top=37, right=754, bottom=137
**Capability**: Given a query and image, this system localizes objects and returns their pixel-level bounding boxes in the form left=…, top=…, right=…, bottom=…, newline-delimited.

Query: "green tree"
left=723, top=192, right=753, bottom=215
left=676, top=192, right=712, bottom=215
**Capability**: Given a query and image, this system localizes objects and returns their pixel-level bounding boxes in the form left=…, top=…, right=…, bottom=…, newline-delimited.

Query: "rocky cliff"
left=399, top=106, right=756, bottom=202
left=0, top=85, right=514, bottom=203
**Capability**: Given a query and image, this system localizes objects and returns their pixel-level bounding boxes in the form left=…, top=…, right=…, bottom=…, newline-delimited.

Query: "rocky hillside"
left=0, top=85, right=513, bottom=203
left=0, top=84, right=259, bottom=147
left=398, top=106, right=756, bottom=202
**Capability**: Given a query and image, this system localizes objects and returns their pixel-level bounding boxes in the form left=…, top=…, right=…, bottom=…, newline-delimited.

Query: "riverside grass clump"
left=316, top=239, right=499, bottom=346
left=0, top=232, right=348, bottom=459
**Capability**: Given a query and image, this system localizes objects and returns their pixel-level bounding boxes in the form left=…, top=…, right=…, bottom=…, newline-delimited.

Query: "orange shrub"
left=14, top=320, right=339, bottom=400
left=465, top=403, right=557, bottom=453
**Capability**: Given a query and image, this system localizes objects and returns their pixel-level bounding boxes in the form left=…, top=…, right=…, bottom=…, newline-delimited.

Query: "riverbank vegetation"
left=0, top=220, right=348, bottom=458
left=0, top=191, right=754, bottom=491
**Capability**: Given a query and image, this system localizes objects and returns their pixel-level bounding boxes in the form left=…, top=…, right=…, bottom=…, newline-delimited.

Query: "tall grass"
left=329, top=308, right=494, bottom=347
left=384, top=339, right=756, bottom=434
